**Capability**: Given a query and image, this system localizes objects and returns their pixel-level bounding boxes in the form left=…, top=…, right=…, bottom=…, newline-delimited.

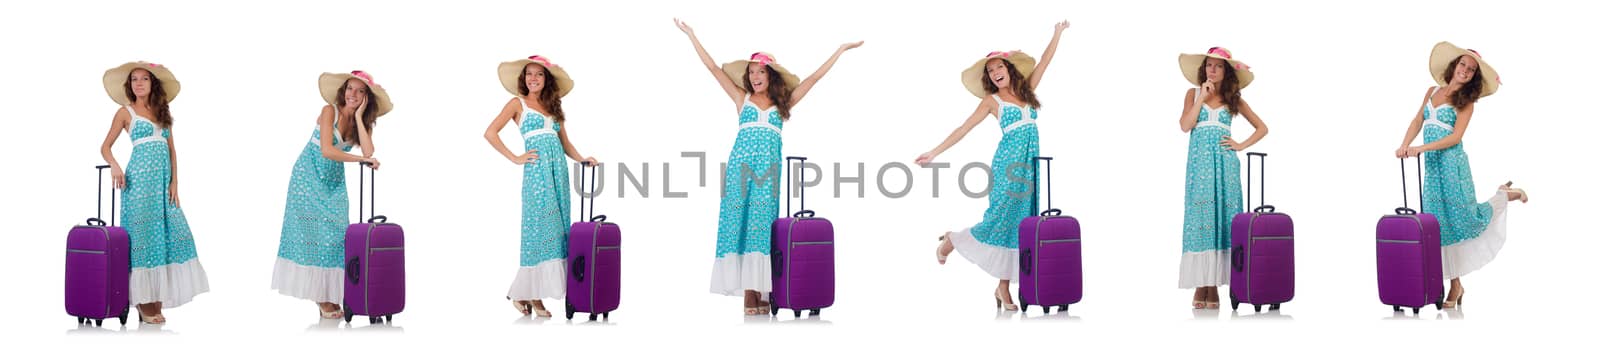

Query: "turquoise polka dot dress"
left=1177, top=95, right=1242, bottom=289
left=271, top=108, right=355, bottom=303
left=1420, top=89, right=1510, bottom=280
left=946, top=95, right=1040, bottom=281
left=710, top=94, right=784, bottom=296
left=507, top=99, right=572, bottom=300
left=119, top=106, right=210, bottom=307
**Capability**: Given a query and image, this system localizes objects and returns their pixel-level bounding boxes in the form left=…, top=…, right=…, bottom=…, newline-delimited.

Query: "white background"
left=2, top=0, right=1593, bottom=348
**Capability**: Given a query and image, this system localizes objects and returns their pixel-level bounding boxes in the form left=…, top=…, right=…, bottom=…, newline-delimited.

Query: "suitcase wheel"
left=1043, top=305, right=1052, bottom=315
left=602, top=312, right=610, bottom=321
left=588, top=314, right=597, bottom=321
left=77, top=317, right=84, bottom=324
left=385, top=315, right=392, bottom=323
left=1411, top=307, right=1420, bottom=314
left=809, top=309, right=820, bottom=317
left=93, top=319, right=102, bottom=327
left=1231, top=301, right=1240, bottom=311
left=369, top=316, right=380, bottom=324
left=565, top=302, right=575, bottom=320
left=1058, top=305, right=1068, bottom=313
left=1253, top=305, right=1262, bottom=313
left=769, top=306, right=778, bottom=316
left=1269, top=304, right=1281, bottom=311
left=792, top=309, right=801, bottom=318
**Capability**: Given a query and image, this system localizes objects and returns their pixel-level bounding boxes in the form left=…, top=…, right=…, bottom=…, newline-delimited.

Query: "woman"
left=920, top=20, right=1069, bottom=311
left=271, top=70, right=389, bottom=320
left=675, top=18, right=863, bottom=316
left=98, top=61, right=212, bottom=324
left=1395, top=41, right=1528, bottom=309
left=1173, top=47, right=1270, bottom=310
left=484, top=55, right=599, bottom=317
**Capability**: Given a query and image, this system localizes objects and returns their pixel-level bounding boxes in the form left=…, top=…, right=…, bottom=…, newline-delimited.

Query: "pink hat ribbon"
left=1207, top=47, right=1250, bottom=71
left=987, top=51, right=1014, bottom=58
left=528, top=55, right=558, bottom=68
left=350, top=70, right=380, bottom=87
left=750, top=52, right=775, bottom=66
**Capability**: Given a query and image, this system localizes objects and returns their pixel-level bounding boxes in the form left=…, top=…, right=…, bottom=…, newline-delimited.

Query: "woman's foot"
left=1206, top=287, right=1222, bottom=310
left=1443, top=286, right=1466, bottom=309
left=510, top=299, right=532, bottom=316
left=530, top=300, right=552, bottom=318
left=994, top=288, right=1018, bottom=311
left=756, top=301, right=771, bottom=315
left=137, top=304, right=166, bottom=324
left=743, top=290, right=762, bottom=315
left=317, top=302, right=343, bottom=320
left=1192, top=289, right=1206, bottom=309
left=935, top=233, right=952, bottom=265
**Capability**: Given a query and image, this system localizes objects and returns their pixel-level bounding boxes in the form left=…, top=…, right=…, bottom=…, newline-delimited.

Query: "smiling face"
left=986, top=58, right=1010, bottom=88
left=1450, top=54, right=1479, bottom=85
left=128, top=69, right=153, bottom=99
left=341, top=78, right=369, bottom=108
left=746, top=63, right=772, bottom=94
left=522, top=63, right=548, bottom=95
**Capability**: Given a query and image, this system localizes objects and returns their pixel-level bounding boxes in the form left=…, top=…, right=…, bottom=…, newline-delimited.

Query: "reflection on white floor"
left=66, top=321, right=179, bottom=335
left=742, top=313, right=832, bottom=325
left=1231, top=309, right=1294, bottom=321
left=304, top=318, right=405, bottom=333
left=1381, top=306, right=1466, bottom=321
left=1191, top=308, right=1222, bottom=320
left=1020, top=309, right=1083, bottom=322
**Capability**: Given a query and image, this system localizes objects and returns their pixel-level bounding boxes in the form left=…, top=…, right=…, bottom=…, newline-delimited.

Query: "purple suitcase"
left=65, top=165, right=131, bottom=327
left=1018, top=156, right=1082, bottom=314
left=769, top=156, right=834, bottom=318
left=1229, top=152, right=1295, bottom=312
left=343, top=162, right=405, bottom=324
left=566, top=162, right=621, bottom=321
left=1377, top=157, right=1444, bottom=314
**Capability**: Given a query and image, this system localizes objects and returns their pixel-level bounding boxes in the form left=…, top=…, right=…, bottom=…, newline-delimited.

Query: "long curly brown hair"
left=981, top=59, right=1041, bottom=109
left=1441, top=55, right=1484, bottom=108
left=744, top=63, right=792, bottom=120
left=517, top=63, right=566, bottom=123
left=1195, top=58, right=1243, bottom=113
left=123, top=69, right=173, bottom=129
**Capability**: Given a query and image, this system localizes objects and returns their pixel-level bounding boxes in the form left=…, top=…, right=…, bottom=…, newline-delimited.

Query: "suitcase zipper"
left=67, top=249, right=105, bottom=254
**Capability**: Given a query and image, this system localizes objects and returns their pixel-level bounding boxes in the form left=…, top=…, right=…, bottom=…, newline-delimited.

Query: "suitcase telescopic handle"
left=94, top=165, right=115, bottom=226
left=357, top=161, right=377, bottom=222
left=1398, top=157, right=1423, bottom=213
left=578, top=161, right=602, bottom=222
left=786, top=156, right=809, bottom=217
left=1246, top=152, right=1268, bottom=212
left=1032, top=156, right=1054, bottom=216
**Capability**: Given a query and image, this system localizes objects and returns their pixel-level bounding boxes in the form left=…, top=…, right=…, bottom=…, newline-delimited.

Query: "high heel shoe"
left=994, top=290, right=1018, bottom=311
left=1443, top=288, right=1466, bottom=308
left=511, top=299, right=531, bottom=316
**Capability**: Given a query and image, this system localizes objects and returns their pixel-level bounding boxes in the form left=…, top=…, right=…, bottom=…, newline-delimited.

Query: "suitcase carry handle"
left=94, top=164, right=116, bottom=226
left=1020, top=249, right=1033, bottom=276
left=1245, top=152, right=1269, bottom=212
left=785, top=156, right=810, bottom=217
left=793, top=210, right=815, bottom=218
left=1394, top=207, right=1416, bottom=216
left=570, top=256, right=587, bottom=282
left=578, top=161, right=602, bottom=222
left=86, top=218, right=106, bottom=226
left=367, top=215, right=387, bottom=224
left=1232, top=244, right=1245, bottom=272
left=357, top=161, right=378, bottom=222
left=1253, top=205, right=1276, bottom=213
left=1040, top=209, right=1062, bottom=217
left=1032, top=156, right=1055, bottom=216
left=1398, top=157, right=1423, bottom=213
left=345, top=257, right=361, bottom=284
left=772, top=250, right=784, bottom=278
